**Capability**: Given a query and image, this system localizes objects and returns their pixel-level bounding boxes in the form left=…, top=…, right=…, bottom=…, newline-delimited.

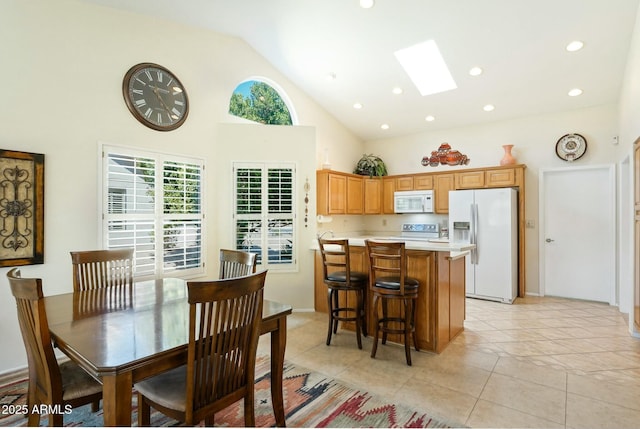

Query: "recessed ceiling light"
left=483, top=104, right=495, bottom=112
left=392, top=87, right=403, bottom=95
left=469, top=66, right=483, bottom=76
left=425, top=115, right=435, bottom=122
left=566, top=41, right=584, bottom=52
left=360, top=0, right=374, bottom=8
left=380, top=124, right=389, bottom=130
left=353, top=102, right=363, bottom=109
left=568, top=88, right=583, bottom=97
left=394, top=40, right=457, bottom=96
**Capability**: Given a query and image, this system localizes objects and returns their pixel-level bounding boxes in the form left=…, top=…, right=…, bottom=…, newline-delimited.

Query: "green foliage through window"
left=229, top=81, right=293, bottom=125
left=234, top=163, right=295, bottom=268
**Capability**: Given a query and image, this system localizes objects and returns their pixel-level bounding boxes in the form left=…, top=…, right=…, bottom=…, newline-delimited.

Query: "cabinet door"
left=364, top=178, right=382, bottom=214
left=328, top=173, right=347, bottom=214
left=414, top=175, right=434, bottom=190
left=346, top=176, right=364, bottom=214
left=382, top=177, right=396, bottom=214
left=396, top=176, right=414, bottom=191
left=486, top=168, right=516, bottom=187
left=434, top=174, right=454, bottom=214
left=455, top=171, right=485, bottom=189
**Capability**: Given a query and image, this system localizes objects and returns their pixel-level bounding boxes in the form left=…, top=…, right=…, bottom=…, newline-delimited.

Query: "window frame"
left=228, top=77, right=298, bottom=126
left=100, top=143, right=205, bottom=280
left=233, top=161, right=297, bottom=272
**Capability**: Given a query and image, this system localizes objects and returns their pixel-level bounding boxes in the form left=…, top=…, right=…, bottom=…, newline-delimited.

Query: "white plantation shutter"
left=234, top=163, right=295, bottom=269
left=103, top=146, right=204, bottom=279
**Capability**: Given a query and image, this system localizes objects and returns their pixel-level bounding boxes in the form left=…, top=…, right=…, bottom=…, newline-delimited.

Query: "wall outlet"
left=382, top=219, right=387, bottom=226
left=526, top=219, right=535, bottom=228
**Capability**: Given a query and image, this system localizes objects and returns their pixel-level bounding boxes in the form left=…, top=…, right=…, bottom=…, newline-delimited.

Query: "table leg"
left=102, top=372, right=132, bottom=426
left=270, top=317, right=287, bottom=427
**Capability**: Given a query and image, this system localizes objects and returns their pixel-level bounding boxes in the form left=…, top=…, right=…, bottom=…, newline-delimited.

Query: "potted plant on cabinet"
left=353, top=154, right=388, bottom=177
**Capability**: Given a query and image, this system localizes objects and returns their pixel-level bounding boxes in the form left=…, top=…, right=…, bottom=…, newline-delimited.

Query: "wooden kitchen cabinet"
left=346, top=175, right=364, bottom=214
left=364, top=177, right=383, bottom=214
left=455, top=171, right=485, bottom=189
left=317, top=170, right=365, bottom=215
left=434, top=173, right=454, bottom=214
left=395, top=176, right=414, bottom=191
left=455, top=168, right=516, bottom=189
left=414, top=175, right=434, bottom=190
left=317, top=170, right=346, bottom=215
left=486, top=168, right=516, bottom=186
left=382, top=177, right=395, bottom=214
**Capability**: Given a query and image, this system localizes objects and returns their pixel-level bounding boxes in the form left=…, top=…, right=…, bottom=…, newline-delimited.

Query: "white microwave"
left=394, top=190, right=434, bottom=213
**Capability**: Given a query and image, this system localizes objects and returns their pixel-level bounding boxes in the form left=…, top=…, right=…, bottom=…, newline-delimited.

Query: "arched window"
left=229, top=78, right=296, bottom=125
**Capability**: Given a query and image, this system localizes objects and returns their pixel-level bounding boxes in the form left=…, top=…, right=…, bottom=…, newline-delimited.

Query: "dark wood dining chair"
left=318, top=238, right=368, bottom=349
left=135, top=270, right=267, bottom=426
left=219, top=248, right=257, bottom=279
left=365, top=240, right=420, bottom=366
left=70, top=248, right=134, bottom=291
left=7, top=268, right=103, bottom=426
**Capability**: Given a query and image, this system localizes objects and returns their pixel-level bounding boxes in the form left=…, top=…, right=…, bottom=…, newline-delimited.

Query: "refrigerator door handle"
left=471, top=203, right=478, bottom=264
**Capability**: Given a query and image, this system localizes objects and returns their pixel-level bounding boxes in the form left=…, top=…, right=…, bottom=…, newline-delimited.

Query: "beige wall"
left=0, top=0, right=363, bottom=374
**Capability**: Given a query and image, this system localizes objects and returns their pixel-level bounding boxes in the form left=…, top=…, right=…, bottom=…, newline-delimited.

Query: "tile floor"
left=259, top=296, right=640, bottom=428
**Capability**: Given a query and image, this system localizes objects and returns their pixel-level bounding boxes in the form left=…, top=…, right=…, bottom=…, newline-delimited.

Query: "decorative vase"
left=500, top=144, right=516, bottom=166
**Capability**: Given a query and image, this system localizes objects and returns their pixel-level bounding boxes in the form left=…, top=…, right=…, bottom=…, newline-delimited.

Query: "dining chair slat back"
left=135, top=270, right=267, bottom=426
left=218, top=249, right=257, bottom=279
left=7, top=268, right=103, bottom=426
left=70, top=248, right=134, bottom=292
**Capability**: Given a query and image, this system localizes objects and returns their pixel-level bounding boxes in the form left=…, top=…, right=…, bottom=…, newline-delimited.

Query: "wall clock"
left=123, top=63, right=189, bottom=131
left=555, top=133, right=587, bottom=162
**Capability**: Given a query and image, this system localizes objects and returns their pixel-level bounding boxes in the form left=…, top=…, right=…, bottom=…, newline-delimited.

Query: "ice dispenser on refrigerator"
left=452, top=221, right=470, bottom=243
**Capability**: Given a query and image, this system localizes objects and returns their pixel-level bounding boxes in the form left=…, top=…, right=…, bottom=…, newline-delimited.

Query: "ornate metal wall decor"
left=303, top=178, right=310, bottom=228
left=421, top=143, right=470, bottom=167
left=0, top=150, right=44, bottom=266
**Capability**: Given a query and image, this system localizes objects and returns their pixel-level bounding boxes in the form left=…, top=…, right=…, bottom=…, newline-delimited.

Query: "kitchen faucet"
left=317, top=230, right=334, bottom=240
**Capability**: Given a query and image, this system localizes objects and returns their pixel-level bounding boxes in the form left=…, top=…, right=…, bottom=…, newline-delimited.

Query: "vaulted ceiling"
left=82, top=0, right=639, bottom=141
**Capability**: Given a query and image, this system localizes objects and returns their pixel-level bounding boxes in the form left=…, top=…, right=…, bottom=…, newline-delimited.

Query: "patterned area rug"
left=0, top=356, right=460, bottom=427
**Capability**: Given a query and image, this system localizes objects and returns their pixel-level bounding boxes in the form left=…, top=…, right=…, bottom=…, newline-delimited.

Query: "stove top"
left=400, top=223, right=440, bottom=239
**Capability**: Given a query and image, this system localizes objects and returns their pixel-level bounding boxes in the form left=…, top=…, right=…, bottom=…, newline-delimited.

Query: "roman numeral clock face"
left=123, top=63, right=189, bottom=131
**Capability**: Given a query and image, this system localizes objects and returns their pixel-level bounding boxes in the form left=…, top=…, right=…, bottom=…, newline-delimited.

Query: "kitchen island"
left=313, top=238, right=474, bottom=353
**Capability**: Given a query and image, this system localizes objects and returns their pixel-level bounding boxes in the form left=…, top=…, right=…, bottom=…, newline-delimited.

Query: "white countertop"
left=311, top=235, right=475, bottom=256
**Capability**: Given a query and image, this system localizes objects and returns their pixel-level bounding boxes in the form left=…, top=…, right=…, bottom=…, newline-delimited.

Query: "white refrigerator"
left=448, top=188, right=518, bottom=303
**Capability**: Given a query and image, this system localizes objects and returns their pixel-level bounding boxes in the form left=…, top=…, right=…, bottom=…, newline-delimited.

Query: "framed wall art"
left=0, top=150, right=44, bottom=266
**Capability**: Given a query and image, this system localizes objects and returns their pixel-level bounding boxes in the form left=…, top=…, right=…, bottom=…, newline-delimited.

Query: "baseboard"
left=0, top=356, right=72, bottom=386
left=0, top=366, right=27, bottom=386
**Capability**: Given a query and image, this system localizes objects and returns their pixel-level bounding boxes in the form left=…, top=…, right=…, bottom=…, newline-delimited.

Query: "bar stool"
left=365, top=239, right=419, bottom=366
left=318, top=238, right=368, bottom=349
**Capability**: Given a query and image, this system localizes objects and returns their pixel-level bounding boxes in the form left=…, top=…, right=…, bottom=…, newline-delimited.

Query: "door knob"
left=545, top=238, right=554, bottom=243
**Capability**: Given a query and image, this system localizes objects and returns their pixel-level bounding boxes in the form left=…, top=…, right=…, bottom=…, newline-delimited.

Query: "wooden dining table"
left=43, top=277, right=292, bottom=427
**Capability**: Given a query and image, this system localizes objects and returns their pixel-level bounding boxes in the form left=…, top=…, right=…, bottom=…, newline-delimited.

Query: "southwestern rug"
left=0, top=356, right=461, bottom=427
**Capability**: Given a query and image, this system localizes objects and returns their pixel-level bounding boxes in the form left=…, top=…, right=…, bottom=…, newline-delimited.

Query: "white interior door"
left=540, top=165, right=616, bottom=303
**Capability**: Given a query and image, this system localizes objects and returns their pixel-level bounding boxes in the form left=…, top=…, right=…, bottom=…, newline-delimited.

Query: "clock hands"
left=150, top=86, right=179, bottom=120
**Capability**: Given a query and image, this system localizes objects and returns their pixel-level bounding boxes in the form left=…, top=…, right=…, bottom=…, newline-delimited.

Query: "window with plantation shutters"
left=102, top=145, right=204, bottom=279
left=234, top=162, right=295, bottom=269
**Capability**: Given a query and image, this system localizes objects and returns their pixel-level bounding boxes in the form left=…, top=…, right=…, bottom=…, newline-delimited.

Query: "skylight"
left=394, top=40, right=457, bottom=96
